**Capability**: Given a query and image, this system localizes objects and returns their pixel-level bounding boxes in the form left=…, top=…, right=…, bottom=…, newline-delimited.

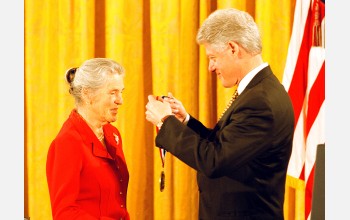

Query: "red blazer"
left=46, top=109, right=130, bottom=220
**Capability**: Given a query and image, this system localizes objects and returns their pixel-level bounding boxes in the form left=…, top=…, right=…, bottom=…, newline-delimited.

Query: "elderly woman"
left=46, top=58, right=130, bottom=220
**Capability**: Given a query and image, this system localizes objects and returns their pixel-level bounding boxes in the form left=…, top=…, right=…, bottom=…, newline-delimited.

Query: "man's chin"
left=220, top=80, right=230, bottom=88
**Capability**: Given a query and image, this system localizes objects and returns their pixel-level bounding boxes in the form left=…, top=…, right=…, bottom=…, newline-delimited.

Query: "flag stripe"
left=306, top=61, right=325, bottom=136
left=287, top=8, right=312, bottom=127
left=305, top=102, right=325, bottom=177
left=282, top=0, right=312, bottom=92
left=287, top=110, right=306, bottom=177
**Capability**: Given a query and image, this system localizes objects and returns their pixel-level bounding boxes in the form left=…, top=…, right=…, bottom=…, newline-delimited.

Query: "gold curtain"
left=25, top=0, right=304, bottom=219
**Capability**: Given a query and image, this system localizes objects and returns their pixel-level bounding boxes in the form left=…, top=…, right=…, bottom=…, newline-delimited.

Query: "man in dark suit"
left=145, top=8, right=294, bottom=220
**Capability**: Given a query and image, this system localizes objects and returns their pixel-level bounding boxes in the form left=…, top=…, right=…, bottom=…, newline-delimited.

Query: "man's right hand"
left=162, top=92, right=188, bottom=123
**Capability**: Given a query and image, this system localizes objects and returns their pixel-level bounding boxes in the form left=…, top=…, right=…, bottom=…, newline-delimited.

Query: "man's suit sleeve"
left=156, top=94, right=275, bottom=178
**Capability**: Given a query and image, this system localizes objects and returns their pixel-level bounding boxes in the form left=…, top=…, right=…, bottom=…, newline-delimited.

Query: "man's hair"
left=196, top=8, right=262, bottom=55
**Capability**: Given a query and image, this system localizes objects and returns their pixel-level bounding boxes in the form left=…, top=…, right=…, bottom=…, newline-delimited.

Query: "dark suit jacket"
left=156, top=66, right=294, bottom=220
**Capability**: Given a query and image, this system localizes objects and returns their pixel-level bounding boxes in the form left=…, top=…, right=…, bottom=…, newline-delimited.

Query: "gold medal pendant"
left=159, top=147, right=166, bottom=192
left=159, top=170, right=165, bottom=192
left=156, top=126, right=167, bottom=192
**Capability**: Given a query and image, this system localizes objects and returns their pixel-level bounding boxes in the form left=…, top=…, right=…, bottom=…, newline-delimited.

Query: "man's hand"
left=163, top=92, right=188, bottom=123
left=145, top=95, right=172, bottom=126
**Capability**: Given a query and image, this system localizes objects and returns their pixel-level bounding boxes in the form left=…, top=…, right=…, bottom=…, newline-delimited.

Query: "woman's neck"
left=76, top=108, right=104, bottom=141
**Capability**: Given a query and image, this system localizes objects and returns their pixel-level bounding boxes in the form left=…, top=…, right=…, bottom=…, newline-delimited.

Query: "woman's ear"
left=81, top=88, right=92, bottom=105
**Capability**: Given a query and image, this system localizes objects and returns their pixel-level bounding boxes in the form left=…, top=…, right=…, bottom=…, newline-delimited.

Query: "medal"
left=157, top=126, right=167, bottom=192
left=159, top=147, right=166, bottom=191
left=159, top=170, right=165, bottom=192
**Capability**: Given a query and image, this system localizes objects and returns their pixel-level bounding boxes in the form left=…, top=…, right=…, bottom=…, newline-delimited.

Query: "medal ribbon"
left=154, top=95, right=168, bottom=192
left=156, top=127, right=166, bottom=167
left=156, top=126, right=166, bottom=192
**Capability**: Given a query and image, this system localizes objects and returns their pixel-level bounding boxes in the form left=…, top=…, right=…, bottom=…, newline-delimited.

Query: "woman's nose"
left=116, top=95, right=123, bottom=105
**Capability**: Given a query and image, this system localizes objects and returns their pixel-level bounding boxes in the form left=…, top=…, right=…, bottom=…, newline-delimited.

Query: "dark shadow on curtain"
left=95, top=0, right=106, bottom=57
left=142, top=0, right=155, bottom=218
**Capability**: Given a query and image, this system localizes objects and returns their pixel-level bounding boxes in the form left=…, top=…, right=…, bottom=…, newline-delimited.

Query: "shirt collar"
left=237, top=62, right=268, bottom=95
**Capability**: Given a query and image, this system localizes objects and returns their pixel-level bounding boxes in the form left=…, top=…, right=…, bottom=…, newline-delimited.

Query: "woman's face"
left=90, top=73, right=124, bottom=124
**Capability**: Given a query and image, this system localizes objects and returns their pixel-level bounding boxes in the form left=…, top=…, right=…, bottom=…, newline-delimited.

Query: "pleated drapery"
left=25, top=0, right=304, bottom=219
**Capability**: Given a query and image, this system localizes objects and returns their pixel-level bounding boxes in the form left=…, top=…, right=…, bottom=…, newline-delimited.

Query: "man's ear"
left=228, top=41, right=240, bottom=55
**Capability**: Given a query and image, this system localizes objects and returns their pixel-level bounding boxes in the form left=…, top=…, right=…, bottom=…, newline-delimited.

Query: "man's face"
left=205, top=43, right=239, bottom=88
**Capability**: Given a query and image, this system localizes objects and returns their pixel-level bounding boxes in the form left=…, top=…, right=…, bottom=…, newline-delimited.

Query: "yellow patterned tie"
left=218, top=89, right=238, bottom=120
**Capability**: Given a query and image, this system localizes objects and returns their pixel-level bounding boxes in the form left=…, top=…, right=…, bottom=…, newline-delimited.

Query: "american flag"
left=282, top=0, right=325, bottom=219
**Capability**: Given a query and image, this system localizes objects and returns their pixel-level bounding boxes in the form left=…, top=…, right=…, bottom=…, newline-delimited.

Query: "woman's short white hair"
left=65, top=58, right=125, bottom=104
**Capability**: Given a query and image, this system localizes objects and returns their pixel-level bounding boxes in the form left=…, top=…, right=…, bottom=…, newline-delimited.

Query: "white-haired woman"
left=46, top=58, right=130, bottom=220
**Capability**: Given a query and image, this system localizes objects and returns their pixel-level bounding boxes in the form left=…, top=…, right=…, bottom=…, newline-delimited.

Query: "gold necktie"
left=218, top=89, right=238, bottom=120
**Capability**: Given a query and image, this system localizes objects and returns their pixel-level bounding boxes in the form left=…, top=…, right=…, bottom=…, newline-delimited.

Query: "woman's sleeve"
left=46, top=136, right=97, bottom=220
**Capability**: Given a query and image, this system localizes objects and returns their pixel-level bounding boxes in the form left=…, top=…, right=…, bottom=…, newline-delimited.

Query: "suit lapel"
left=218, top=65, right=272, bottom=129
